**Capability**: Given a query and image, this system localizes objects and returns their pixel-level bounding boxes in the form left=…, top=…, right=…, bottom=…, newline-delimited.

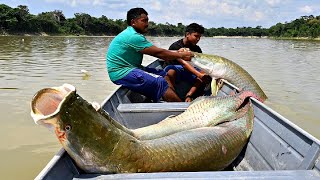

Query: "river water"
left=0, top=36, right=319, bottom=179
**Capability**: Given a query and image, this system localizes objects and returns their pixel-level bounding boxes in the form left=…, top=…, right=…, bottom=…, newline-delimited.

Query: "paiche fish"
left=190, top=53, right=267, bottom=102
left=31, top=84, right=254, bottom=173
left=132, top=90, right=258, bottom=140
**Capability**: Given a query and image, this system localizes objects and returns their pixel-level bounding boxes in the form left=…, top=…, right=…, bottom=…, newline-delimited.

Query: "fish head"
left=31, top=84, right=122, bottom=172
left=191, top=53, right=227, bottom=79
left=30, top=83, right=115, bottom=145
left=31, top=84, right=76, bottom=144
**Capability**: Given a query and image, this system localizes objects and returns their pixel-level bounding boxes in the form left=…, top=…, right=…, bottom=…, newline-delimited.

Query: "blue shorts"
left=113, top=68, right=169, bottom=102
left=164, top=65, right=199, bottom=83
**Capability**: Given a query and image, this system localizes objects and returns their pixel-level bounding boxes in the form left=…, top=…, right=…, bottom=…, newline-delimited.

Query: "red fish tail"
left=238, top=90, right=263, bottom=102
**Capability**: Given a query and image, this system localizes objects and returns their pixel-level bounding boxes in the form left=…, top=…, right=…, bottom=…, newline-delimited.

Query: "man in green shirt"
left=106, top=8, right=193, bottom=102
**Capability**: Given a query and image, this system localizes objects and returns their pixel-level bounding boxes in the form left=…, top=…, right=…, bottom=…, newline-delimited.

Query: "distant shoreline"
left=1, top=32, right=320, bottom=41
left=210, top=36, right=320, bottom=41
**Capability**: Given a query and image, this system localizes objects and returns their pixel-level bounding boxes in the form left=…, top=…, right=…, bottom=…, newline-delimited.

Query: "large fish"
left=190, top=53, right=267, bottom=102
left=31, top=84, right=254, bottom=173
left=132, top=90, right=258, bottom=140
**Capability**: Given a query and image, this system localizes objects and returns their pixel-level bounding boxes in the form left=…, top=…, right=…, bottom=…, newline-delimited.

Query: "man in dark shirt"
left=164, top=23, right=211, bottom=102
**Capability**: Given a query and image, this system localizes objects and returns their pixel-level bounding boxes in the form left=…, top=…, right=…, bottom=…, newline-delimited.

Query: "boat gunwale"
left=222, top=80, right=320, bottom=146
left=35, top=148, right=66, bottom=180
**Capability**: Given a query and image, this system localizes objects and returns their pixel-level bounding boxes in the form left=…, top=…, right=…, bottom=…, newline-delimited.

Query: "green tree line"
left=0, top=4, right=319, bottom=38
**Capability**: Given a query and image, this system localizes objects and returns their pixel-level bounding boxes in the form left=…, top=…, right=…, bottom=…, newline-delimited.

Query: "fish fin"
left=211, top=78, right=224, bottom=96
left=211, top=79, right=218, bottom=96
left=160, top=115, right=177, bottom=121
left=166, top=115, right=176, bottom=118
left=235, top=102, right=251, bottom=119
left=245, top=101, right=255, bottom=136
left=235, top=101, right=255, bottom=137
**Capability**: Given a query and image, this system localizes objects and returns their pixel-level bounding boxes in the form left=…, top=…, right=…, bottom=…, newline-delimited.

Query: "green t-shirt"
left=106, top=26, right=153, bottom=81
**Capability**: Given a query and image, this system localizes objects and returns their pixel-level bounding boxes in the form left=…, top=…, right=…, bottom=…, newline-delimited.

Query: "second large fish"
left=190, top=53, right=267, bottom=102
left=133, top=91, right=257, bottom=140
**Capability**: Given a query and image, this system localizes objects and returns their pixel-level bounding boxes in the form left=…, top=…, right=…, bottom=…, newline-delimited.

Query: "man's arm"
left=178, top=58, right=211, bottom=84
left=177, top=59, right=203, bottom=78
left=141, top=46, right=193, bottom=61
left=169, top=42, right=203, bottom=77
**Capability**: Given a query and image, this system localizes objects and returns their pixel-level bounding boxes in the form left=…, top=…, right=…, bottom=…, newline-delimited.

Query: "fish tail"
left=225, top=101, right=254, bottom=137
left=238, top=90, right=263, bottom=103
left=214, top=100, right=251, bottom=126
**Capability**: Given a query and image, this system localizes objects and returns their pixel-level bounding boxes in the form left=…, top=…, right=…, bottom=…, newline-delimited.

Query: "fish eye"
left=65, top=124, right=72, bottom=131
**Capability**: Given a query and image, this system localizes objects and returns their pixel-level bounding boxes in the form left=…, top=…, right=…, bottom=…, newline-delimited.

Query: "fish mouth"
left=30, top=83, right=75, bottom=127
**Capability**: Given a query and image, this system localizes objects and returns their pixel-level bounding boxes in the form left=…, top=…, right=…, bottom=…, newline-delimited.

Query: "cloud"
left=265, top=0, right=282, bottom=6
left=149, top=1, right=162, bottom=11
left=300, top=5, right=313, bottom=14
left=93, top=0, right=106, bottom=6
left=247, top=11, right=264, bottom=22
left=145, top=0, right=265, bottom=28
left=44, top=0, right=65, bottom=3
left=45, top=0, right=106, bottom=7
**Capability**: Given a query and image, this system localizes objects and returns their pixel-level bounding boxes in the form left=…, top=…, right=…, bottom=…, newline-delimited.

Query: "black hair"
left=185, top=23, right=204, bottom=35
left=127, top=8, right=148, bottom=26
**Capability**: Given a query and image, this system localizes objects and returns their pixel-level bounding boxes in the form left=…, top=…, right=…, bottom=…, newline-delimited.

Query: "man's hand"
left=178, top=48, right=190, bottom=52
left=178, top=48, right=193, bottom=61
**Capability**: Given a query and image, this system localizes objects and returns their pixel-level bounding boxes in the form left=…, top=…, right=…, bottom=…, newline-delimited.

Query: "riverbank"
left=0, top=31, right=116, bottom=37
left=211, top=36, right=320, bottom=41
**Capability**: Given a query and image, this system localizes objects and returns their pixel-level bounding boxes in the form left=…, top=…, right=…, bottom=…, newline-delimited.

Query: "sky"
left=1, top=0, right=320, bottom=28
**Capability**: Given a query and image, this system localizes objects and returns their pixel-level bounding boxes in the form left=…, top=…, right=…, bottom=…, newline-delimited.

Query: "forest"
left=1, top=4, right=319, bottom=38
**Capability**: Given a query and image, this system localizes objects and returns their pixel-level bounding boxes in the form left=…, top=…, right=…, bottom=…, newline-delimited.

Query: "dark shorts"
left=164, top=65, right=199, bottom=83
left=113, top=68, right=168, bottom=102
